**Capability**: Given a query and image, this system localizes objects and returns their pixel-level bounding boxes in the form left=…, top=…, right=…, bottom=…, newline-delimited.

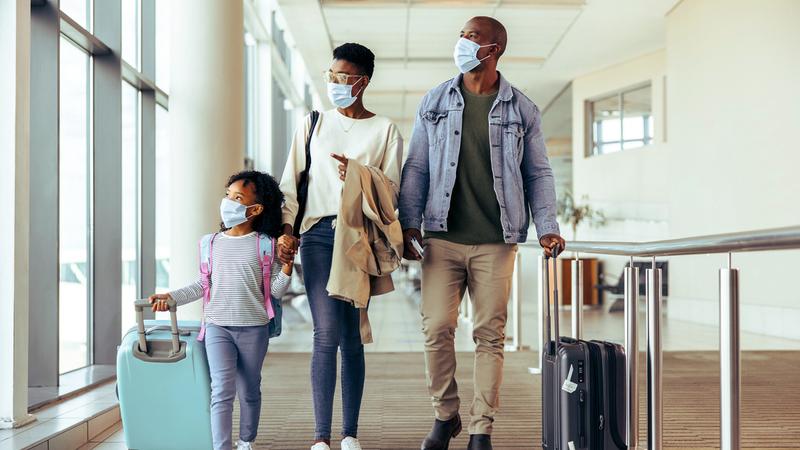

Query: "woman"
left=278, top=43, right=403, bottom=450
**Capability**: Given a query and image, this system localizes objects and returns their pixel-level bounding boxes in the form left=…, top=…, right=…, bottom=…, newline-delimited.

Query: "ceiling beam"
left=321, top=0, right=584, bottom=8
left=377, top=56, right=546, bottom=65
left=276, top=0, right=334, bottom=107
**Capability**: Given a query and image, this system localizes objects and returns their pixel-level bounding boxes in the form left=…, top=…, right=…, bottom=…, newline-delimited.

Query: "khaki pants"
left=420, top=238, right=517, bottom=435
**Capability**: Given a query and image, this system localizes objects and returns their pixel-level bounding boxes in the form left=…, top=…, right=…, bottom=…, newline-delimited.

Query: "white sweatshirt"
left=280, top=109, right=403, bottom=234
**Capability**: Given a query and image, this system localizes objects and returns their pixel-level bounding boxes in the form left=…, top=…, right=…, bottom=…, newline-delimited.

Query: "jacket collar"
left=448, top=71, right=513, bottom=102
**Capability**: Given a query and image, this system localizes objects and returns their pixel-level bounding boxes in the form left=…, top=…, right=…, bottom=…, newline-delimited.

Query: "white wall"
left=664, top=0, right=800, bottom=337
left=572, top=50, right=670, bottom=245
left=570, top=0, right=800, bottom=341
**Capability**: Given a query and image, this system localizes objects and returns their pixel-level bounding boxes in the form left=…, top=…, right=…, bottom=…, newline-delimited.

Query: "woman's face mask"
left=327, top=76, right=365, bottom=109
left=453, top=37, right=497, bottom=74
left=219, top=197, right=259, bottom=229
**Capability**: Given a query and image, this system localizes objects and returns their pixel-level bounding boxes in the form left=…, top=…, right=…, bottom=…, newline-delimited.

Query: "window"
left=121, top=82, right=141, bottom=334
left=121, top=0, right=140, bottom=68
left=29, top=0, right=173, bottom=403
left=588, top=83, right=653, bottom=156
left=60, top=0, right=91, bottom=31
left=59, top=36, right=92, bottom=374
left=156, top=0, right=171, bottom=92
left=155, top=106, right=170, bottom=291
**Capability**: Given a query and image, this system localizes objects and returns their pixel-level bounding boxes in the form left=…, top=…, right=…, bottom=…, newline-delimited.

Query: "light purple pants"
left=204, top=324, right=269, bottom=450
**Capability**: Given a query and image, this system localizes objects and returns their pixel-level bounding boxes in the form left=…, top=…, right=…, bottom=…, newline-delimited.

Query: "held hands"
left=539, top=233, right=566, bottom=257
left=402, top=228, right=424, bottom=261
left=331, top=153, right=348, bottom=181
left=277, top=233, right=299, bottom=265
left=148, top=293, right=172, bottom=312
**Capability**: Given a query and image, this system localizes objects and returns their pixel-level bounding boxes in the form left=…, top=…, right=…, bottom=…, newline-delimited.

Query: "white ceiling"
left=278, top=0, right=679, bottom=138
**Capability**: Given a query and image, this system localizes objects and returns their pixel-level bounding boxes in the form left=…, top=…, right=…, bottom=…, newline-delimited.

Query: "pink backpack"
left=196, top=232, right=282, bottom=341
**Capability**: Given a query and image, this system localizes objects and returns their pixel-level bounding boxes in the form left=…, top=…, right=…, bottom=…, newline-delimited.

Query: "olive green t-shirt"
left=426, top=82, right=504, bottom=245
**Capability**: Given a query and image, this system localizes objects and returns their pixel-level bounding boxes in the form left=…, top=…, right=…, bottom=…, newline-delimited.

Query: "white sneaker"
left=237, top=440, right=254, bottom=450
left=341, top=437, right=363, bottom=450
left=310, top=443, right=331, bottom=450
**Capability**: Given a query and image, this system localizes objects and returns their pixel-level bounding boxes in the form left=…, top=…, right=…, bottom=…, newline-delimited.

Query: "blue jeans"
left=205, top=324, right=269, bottom=450
left=300, top=216, right=365, bottom=440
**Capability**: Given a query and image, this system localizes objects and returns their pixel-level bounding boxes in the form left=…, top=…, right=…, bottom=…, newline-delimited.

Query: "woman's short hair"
left=333, top=43, right=375, bottom=79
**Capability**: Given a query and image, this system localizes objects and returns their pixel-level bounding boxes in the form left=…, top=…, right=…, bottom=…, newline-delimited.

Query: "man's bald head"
left=465, top=16, right=507, bottom=58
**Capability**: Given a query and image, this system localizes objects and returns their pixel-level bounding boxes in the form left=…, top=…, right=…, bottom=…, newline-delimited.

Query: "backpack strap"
left=197, top=232, right=218, bottom=341
left=257, top=233, right=276, bottom=320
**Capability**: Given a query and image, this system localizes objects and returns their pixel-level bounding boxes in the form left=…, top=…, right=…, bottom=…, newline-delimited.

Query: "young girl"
left=149, top=170, right=293, bottom=450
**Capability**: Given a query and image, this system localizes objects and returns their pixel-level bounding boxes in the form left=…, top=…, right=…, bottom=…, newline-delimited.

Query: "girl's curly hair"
left=221, top=170, right=284, bottom=238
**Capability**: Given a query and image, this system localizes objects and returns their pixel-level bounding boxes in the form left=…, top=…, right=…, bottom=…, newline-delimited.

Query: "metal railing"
left=525, top=225, right=800, bottom=450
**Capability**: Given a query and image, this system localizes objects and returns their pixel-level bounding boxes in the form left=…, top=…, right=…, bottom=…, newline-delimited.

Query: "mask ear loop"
left=350, top=76, right=366, bottom=98
left=243, top=204, right=261, bottom=221
left=477, top=43, right=498, bottom=62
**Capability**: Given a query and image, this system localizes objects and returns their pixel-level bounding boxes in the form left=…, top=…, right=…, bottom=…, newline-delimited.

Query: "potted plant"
left=556, top=190, right=607, bottom=241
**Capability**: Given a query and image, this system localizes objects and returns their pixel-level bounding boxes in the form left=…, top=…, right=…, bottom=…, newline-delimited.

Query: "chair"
left=596, top=261, right=668, bottom=312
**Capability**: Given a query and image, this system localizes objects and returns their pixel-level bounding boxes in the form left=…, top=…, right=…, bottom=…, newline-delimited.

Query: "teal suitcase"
left=117, top=299, right=213, bottom=450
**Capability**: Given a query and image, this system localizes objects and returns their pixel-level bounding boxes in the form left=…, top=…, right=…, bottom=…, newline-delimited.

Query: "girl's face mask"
left=220, top=197, right=259, bottom=229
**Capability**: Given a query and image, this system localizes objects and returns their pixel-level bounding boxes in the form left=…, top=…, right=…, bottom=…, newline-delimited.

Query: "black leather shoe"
left=467, top=434, right=492, bottom=450
left=420, top=415, right=462, bottom=450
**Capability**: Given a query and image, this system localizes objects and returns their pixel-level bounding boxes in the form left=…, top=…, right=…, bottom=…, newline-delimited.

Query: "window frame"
left=28, top=0, right=168, bottom=408
left=585, top=81, right=654, bottom=157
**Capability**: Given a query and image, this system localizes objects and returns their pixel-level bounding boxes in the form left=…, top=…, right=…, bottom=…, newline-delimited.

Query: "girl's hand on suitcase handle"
left=148, top=293, right=172, bottom=312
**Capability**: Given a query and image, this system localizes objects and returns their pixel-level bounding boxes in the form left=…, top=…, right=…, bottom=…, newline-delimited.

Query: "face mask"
left=220, top=198, right=258, bottom=229
left=453, top=37, right=496, bottom=74
left=327, top=77, right=364, bottom=109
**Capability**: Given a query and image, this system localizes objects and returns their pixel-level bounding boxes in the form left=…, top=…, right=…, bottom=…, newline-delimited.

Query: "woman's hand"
left=331, top=153, right=349, bottom=181
left=148, top=293, right=172, bottom=312
left=278, top=233, right=299, bottom=265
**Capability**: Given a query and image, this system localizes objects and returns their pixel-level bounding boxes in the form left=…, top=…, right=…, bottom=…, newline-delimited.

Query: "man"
left=398, top=16, right=565, bottom=450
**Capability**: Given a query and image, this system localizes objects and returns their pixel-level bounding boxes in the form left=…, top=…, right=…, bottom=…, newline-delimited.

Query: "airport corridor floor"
left=230, top=350, right=800, bottom=450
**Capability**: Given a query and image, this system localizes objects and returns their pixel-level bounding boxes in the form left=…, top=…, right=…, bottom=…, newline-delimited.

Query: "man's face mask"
left=453, top=37, right=497, bottom=74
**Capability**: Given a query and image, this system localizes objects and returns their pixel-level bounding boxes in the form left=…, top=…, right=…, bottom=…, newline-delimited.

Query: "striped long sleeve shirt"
left=169, top=232, right=291, bottom=327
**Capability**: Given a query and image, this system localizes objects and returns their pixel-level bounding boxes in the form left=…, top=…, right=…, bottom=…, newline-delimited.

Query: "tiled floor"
left=76, top=422, right=125, bottom=450
left=0, top=382, right=118, bottom=450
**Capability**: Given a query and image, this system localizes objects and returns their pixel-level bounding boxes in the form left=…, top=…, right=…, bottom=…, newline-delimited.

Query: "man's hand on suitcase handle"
left=148, top=293, right=172, bottom=312
left=540, top=233, right=566, bottom=258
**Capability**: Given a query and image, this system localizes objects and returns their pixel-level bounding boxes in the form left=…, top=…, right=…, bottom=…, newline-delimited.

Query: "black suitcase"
left=541, top=246, right=628, bottom=450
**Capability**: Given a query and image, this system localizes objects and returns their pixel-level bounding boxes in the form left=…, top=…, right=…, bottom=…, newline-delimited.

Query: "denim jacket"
left=399, top=73, right=560, bottom=243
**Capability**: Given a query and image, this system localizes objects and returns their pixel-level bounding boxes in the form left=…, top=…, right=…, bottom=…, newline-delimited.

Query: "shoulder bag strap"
left=293, top=110, right=320, bottom=237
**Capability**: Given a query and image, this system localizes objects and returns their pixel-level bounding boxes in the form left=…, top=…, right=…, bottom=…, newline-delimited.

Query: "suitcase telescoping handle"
left=543, top=243, right=562, bottom=356
left=543, top=244, right=564, bottom=446
left=133, top=298, right=180, bottom=356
